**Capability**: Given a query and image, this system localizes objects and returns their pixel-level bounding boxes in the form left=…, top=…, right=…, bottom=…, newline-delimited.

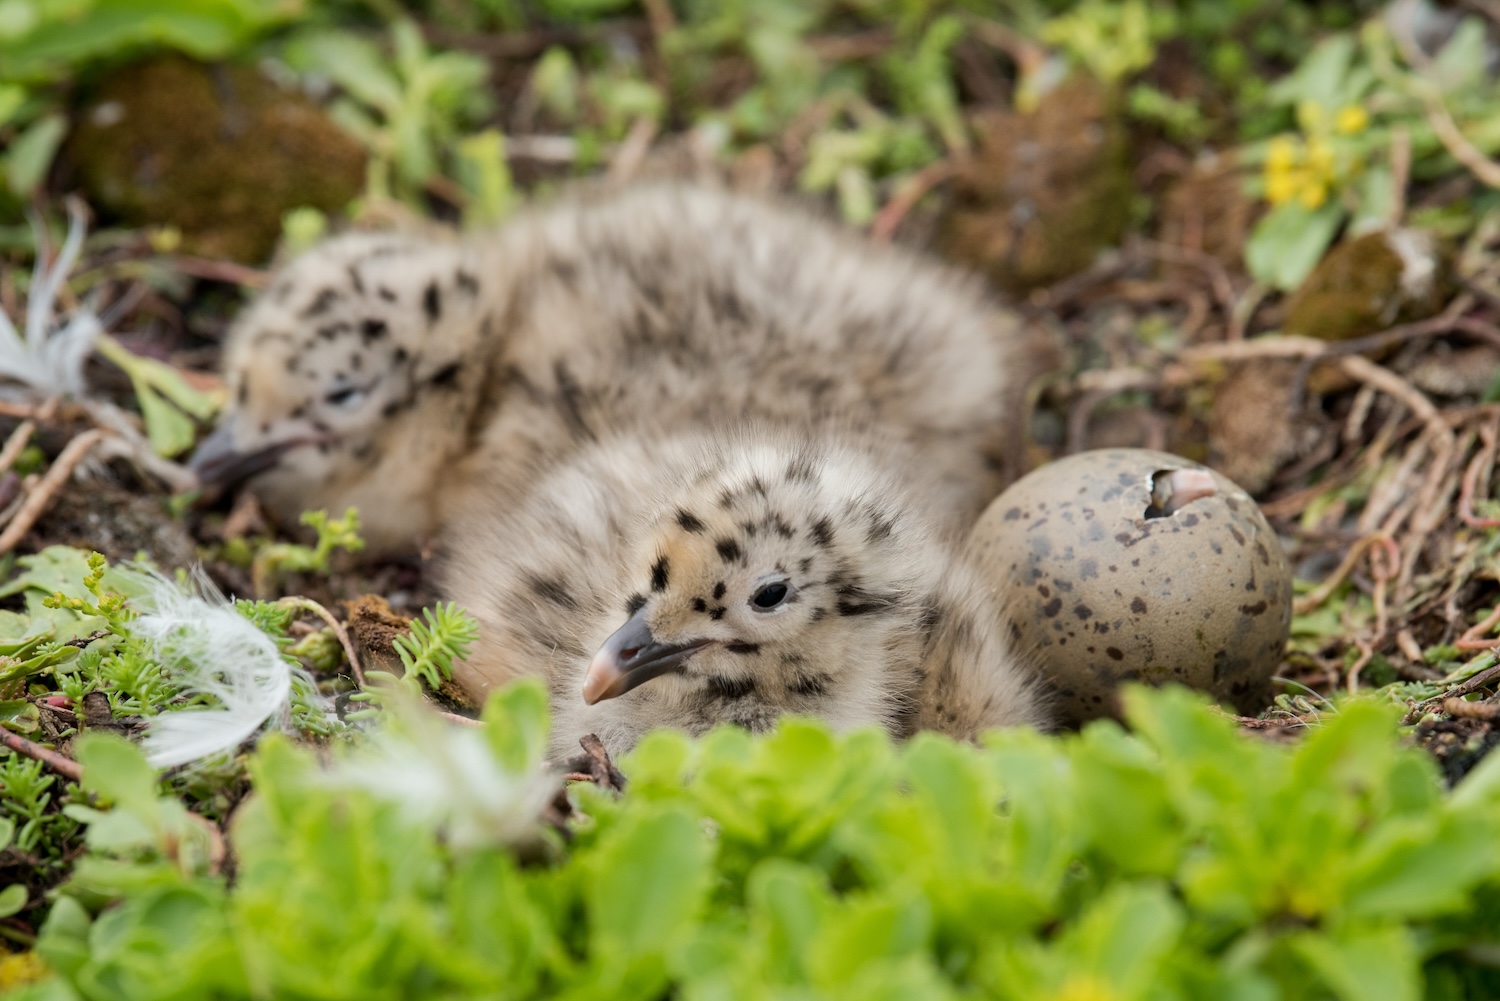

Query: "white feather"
left=324, top=706, right=559, bottom=850
left=0, top=201, right=102, bottom=398
left=129, top=567, right=303, bottom=769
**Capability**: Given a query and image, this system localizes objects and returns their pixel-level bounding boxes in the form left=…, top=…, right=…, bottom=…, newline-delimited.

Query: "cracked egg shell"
left=969, top=448, right=1291, bottom=726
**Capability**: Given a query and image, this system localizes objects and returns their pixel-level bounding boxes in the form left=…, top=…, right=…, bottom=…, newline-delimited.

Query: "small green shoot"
left=394, top=602, right=479, bottom=690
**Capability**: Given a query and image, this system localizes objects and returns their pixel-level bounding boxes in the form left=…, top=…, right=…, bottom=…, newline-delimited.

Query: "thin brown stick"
left=0, top=730, right=82, bottom=782
left=1178, top=335, right=1326, bottom=365
left=639, top=0, right=678, bottom=37
left=1336, top=354, right=1444, bottom=432
left=1389, top=124, right=1411, bottom=224
left=1293, top=532, right=1399, bottom=616
left=1443, top=697, right=1500, bottom=719
left=277, top=597, right=365, bottom=687
left=167, top=256, right=270, bottom=289
left=0, top=420, right=35, bottom=472
left=608, top=116, right=659, bottom=183
left=1405, top=658, right=1500, bottom=722
left=1458, top=603, right=1500, bottom=651
left=0, top=429, right=106, bottom=554
left=1347, top=639, right=1377, bottom=694
left=870, top=160, right=956, bottom=242
left=1459, top=417, right=1500, bottom=528
left=1133, top=237, right=1237, bottom=317
left=439, top=711, right=483, bottom=728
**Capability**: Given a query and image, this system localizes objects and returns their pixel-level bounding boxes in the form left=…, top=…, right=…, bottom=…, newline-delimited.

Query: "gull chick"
left=443, top=428, right=1045, bottom=757
left=193, top=186, right=1027, bottom=554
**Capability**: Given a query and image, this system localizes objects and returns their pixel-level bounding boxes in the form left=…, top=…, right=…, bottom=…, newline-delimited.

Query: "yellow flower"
left=1266, top=135, right=1299, bottom=172
left=1265, top=169, right=1302, bottom=206
left=1296, top=98, right=1326, bottom=133
left=1300, top=180, right=1329, bottom=209
left=0, top=951, right=49, bottom=990
left=1305, top=136, right=1335, bottom=174
left=1335, top=104, right=1370, bottom=134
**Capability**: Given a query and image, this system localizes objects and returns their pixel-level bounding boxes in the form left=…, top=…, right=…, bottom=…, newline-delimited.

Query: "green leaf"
left=1071, top=721, right=1182, bottom=876
left=134, top=380, right=199, bottom=457
left=586, top=804, right=713, bottom=962
left=0, top=698, right=40, bottom=734
left=481, top=677, right=550, bottom=772
left=35, top=894, right=93, bottom=980
left=1289, top=926, right=1419, bottom=1001
left=282, top=29, right=402, bottom=112
left=3, top=111, right=65, bottom=196
left=1245, top=200, right=1344, bottom=291
left=1066, top=883, right=1185, bottom=994
left=1266, top=33, right=1357, bottom=107
left=809, top=891, right=930, bottom=987
left=74, top=733, right=159, bottom=816
left=0, top=882, right=27, bottom=918
left=95, top=335, right=218, bottom=419
left=747, top=860, right=827, bottom=983
left=3, top=0, right=301, bottom=82
left=456, top=129, right=516, bottom=228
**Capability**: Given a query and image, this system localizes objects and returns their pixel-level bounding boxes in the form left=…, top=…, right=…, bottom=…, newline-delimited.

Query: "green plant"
left=249, top=507, right=364, bottom=594
left=10, top=683, right=1500, bottom=999
left=393, top=602, right=478, bottom=690
left=0, top=755, right=79, bottom=883
left=279, top=19, right=491, bottom=207
left=1244, top=13, right=1500, bottom=290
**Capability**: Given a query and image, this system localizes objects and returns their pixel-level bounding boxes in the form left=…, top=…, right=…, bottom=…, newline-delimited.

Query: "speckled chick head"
left=576, top=436, right=936, bottom=738
left=192, top=232, right=495, bottom=552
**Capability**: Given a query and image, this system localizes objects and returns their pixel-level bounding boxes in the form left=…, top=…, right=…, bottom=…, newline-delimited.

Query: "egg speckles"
left=968, top=448, right=1292, bottom=725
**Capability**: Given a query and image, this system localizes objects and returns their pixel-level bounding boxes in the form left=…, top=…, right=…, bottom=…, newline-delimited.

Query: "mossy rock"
left=940, top=75, right=1133, bottom=295
left=66, top=57, right=365, bottom=263
left=1283, top=227, right=1453, bottom=342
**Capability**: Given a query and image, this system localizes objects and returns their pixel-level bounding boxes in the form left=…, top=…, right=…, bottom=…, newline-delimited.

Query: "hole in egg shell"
left=1144, top=468, right=1219, bottom=519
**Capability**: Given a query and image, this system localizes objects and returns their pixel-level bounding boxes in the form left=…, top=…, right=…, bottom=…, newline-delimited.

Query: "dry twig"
left=277, top=597, right=365, bottom=687
left=0, top=429, right=106, bottom=554
left=0, top=420, right=34, bottom=473
left=0, top=730, right=82, bottom=782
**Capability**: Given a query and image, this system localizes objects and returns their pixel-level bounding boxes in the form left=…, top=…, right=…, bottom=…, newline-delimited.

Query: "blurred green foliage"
left=9, top=684, right=1500, bottom=998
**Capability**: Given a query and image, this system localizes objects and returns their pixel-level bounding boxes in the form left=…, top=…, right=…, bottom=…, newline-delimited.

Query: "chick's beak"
left=187, top=419, right=320, bottom=492
left=582, top=606, right=713, bottom=705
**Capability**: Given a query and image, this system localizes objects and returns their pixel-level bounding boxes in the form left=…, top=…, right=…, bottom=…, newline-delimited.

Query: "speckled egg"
left=969, top=448, right=1291, bottom=725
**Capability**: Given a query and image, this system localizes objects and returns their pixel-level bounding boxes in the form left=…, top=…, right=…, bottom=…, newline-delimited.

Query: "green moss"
left=65, top=56, right=365, bottom=263
left=1283, top=228, right=1454, bottom=342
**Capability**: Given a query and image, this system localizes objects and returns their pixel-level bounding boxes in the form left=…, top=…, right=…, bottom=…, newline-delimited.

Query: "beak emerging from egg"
left=1145, top=468, right=1218, bottom=519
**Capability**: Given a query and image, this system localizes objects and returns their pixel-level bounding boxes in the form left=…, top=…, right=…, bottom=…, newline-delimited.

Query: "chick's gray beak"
left=187, top=419, right=313, bottom=491
left=582, top=606, right=712, bottom=705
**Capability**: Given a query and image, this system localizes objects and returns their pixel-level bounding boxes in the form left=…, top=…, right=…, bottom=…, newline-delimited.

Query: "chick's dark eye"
left=751, top=582, right=789, bottom=610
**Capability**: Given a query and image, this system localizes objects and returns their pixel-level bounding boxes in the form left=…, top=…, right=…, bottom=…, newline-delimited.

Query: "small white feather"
left=0, top=202, right=101, bottom=398
left=130, top=568, right=301, bottom=769
left=325, top=708, right=559, bottom=850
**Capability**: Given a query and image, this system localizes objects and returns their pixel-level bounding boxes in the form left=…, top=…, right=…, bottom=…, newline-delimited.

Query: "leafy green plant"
left=0, top=0, right=306, bottom=84
left=249, top=507, right=364, bottom=595
left=393, top=601, right=478, bottom=690
left=11, top=683, right=1500, bottom=999
left=0, top=755, right=79, bottom=885
left=1244, top=13, right=1500, bottom=290
left=279, top=19, right=491, bottom=207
